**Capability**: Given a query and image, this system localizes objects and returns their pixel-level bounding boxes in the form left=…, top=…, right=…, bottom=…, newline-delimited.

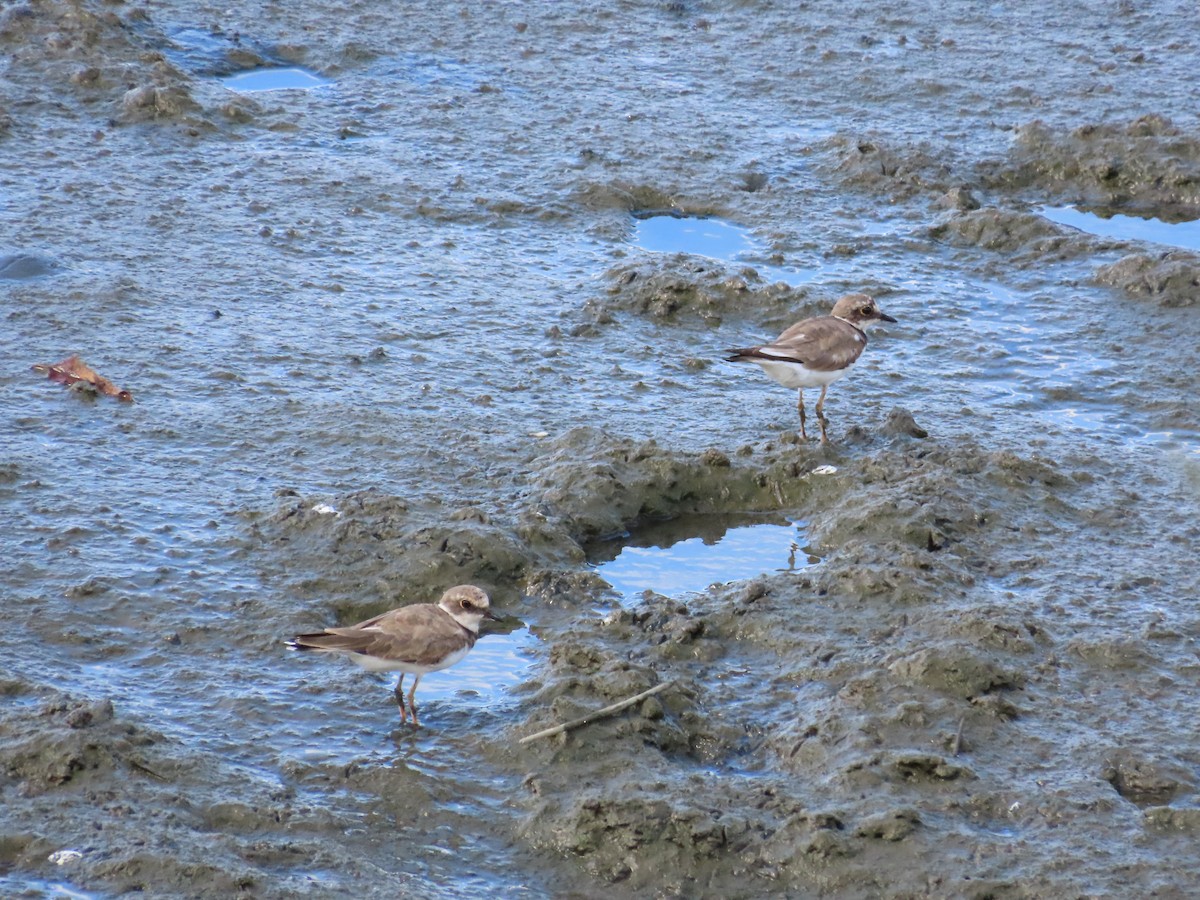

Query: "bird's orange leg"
left=815, top=385, right=830, bottom=444
left=394, top=675, right=409, bottom=724
left=407, top=676, right=423, bottom=728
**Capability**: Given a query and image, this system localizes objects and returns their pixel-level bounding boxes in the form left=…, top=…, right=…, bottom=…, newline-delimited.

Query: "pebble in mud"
left=882, top=407, right=929, bottom=438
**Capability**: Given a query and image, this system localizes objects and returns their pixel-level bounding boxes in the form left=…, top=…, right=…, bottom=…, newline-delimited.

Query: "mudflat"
left=3, top=1, right=1199, bottom=896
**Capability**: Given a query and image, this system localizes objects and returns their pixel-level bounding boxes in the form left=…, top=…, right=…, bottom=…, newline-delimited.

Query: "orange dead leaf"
left=32, top=355, right=134, bottom=402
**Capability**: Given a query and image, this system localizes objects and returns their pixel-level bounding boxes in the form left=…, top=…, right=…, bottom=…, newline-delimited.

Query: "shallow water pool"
left=590, top=516, right=816, bottom=603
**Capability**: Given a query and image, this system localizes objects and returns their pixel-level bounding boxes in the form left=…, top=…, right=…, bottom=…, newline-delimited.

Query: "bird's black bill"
left=878, top=312, right=898, bottom=323
left=484, top=610, right=502, bottom=622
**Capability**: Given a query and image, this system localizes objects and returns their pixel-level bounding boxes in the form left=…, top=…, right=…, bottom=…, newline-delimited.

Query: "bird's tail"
left=286, top=632, right=362, bottom=653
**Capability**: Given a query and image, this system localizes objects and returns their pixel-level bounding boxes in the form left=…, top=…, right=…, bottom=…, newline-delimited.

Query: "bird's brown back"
left=727, top=315, right=867, bottom=372
left=291, top=603, right=476, bottom=667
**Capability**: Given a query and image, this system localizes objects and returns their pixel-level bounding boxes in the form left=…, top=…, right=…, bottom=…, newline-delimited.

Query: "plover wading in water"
left=287, top=585, right=498, bottom=727
left=725, top=293, right=897, bottom=443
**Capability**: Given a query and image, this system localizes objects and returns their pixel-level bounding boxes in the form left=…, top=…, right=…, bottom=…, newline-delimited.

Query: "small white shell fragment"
left=811, top=465, right=838, bottom=475
left=310, top=503, right=339, bottom=516
left=49, top=849, right=84, bottom=866
left=530, top=431, right=549, bottom=438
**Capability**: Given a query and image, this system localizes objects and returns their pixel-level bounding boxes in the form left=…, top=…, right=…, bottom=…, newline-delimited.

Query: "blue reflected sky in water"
left=222, top=67, right=332, bottom=92
left=410, top=625, right=538, bottom=704
left=594, top=519, right=814, bottom=602
left=635, top=215, right=763, bottom=259
left=1039, top=206, right=1200, bottom=251
left=633, top=215, right=817, bottom=285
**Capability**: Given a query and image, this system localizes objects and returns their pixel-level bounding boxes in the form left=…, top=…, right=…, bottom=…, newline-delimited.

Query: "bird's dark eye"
left=461, top=600, right=473, bottom=610
left=860, top=306, right=873, bottom=316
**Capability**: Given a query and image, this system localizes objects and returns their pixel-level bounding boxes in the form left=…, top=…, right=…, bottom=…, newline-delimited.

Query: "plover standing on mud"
left=287, top=585, right=499, bottom=727
left=724, top=293, right=897, bottom=443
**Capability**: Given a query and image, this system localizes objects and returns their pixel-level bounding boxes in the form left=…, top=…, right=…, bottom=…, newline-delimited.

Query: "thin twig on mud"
left=518, top=681, right=673, bottom=745
left=122, top=755, right=168, bottom=781
left=952, top=715, right=966, bottom=756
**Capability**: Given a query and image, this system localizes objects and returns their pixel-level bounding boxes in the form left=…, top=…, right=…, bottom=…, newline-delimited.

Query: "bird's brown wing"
left=292, top=603, right=473, bottom=667
left=732, top=316, right=867, bottom=372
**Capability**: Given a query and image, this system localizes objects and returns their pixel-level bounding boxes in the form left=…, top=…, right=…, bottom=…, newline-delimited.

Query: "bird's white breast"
left=349, top=653, right=414, bottom=673
left=753, top=359, right=853, bottom=390
left=424, top=643, right=471, bottom=672
left=347, top=642, right=471, bottom=675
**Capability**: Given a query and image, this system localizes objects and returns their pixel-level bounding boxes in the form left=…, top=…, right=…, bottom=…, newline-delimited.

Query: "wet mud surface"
left=4, top=1, right=1200, bottom=897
